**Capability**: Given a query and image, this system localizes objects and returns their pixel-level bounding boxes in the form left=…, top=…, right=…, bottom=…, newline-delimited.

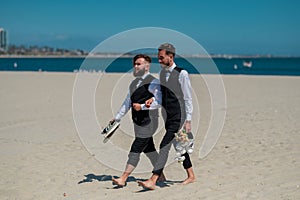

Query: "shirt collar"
left=138, top=72, right=150, bottom=80
left=166, top=63, right=176, bottom=72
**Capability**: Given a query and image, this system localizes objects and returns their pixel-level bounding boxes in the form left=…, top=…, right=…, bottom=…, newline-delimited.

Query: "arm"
left=141, top=78, right=162, bottom=110
left=114, top=91, right=131, bottom=121
left=179, top=70, right=193, bottom=132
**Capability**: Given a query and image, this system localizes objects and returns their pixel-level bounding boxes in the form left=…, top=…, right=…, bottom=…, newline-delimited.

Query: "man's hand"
left=145, top=98, right=154, bottom=108
left=184, top=120, right=192, bottom=133
left=132, top=103, right=142, bottom=111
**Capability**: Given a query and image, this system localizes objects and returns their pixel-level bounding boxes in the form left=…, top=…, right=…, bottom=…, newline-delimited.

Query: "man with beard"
left=111, top=54, right=165, bottom=187
left=138, top=43, right=196, bottom=190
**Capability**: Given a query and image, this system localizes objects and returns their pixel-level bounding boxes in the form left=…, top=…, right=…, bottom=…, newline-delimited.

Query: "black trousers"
left=152, top=117, right=192, bottom=176
left=127, top=117, right=159, bottom=167
left=127, top=137, right=158, bottom=167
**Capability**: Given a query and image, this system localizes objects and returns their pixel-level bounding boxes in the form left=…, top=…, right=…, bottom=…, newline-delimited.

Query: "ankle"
left=150, top=174, right=159, bottom=182
left=186, top=169, right=195, bottom=178
left=188, top=175, right=196, bottom=180
left=121, top=172, right=130, bottom=180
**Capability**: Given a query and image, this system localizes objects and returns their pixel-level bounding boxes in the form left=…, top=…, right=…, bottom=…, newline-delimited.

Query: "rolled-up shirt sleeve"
left=179, top=70, right=193, bottom=121
left=141, top=78, right=162, bottom=110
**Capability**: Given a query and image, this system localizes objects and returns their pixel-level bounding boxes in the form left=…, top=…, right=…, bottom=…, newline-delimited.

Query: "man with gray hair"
left=138, top=43, right=196, bottom=190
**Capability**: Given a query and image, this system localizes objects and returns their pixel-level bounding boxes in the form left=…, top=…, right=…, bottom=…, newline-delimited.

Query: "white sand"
left=0, top=71, right=299, bottom=199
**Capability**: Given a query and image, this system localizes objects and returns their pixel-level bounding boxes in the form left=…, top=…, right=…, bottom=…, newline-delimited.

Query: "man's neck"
left=166, top=63, right=176, bottom=71
left=137, top=72, right=150, bottom=79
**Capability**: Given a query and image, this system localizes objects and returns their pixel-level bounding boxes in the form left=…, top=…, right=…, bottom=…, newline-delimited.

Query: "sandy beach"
left=0, top=71, right=299, bottom=199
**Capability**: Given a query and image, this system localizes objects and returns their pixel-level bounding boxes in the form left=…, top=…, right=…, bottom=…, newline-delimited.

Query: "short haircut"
left=158, top=43, right=176, bottom=56
left=133, top=54, right=152, bottom=64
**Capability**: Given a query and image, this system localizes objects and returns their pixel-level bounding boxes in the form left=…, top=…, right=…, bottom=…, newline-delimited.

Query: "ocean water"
left=0, top=57, right=300, bottom=76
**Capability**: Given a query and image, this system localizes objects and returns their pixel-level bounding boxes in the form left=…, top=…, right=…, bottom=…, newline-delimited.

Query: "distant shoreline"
left=0, top=54, right=299, bottom=59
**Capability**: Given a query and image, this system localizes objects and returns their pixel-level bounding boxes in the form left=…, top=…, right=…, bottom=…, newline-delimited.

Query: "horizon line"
left=1, top=54, right=299, bottom=59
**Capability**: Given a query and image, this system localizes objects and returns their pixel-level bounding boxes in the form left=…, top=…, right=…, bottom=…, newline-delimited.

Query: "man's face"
left=158, top=49, right=172, bottom=68
left=133, top=58, right=149, bottom=77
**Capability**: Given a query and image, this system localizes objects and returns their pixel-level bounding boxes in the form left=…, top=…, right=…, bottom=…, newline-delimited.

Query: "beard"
left=133, top=68, right=146, bottom=77
left=160, top=60, right=171, bottom=68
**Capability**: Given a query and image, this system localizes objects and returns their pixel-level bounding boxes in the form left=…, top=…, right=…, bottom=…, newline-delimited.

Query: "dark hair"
left=158, top=43, right=176, bottom=56
left=133, top=54, right=152, bottom=63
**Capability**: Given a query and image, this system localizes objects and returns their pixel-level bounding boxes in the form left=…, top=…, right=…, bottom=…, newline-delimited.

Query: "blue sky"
left=1, top=0, right=300, bottom=55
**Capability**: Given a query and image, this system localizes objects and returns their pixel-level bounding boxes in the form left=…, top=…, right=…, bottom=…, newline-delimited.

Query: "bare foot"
left=157, top=173, right=166, bottom=182
left=181, top=177, right=196, bottom=185
left=137, top=179, right=156, bottom=190
left=112, top=177, right=126, bottom=187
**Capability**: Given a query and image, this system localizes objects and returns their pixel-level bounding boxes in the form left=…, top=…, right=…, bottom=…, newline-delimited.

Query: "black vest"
left=160, top=66, right=186, bottom=120
left=129, top=74, right=158, bottom=126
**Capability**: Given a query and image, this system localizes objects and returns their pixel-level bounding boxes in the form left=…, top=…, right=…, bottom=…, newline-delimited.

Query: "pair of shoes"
left=175, top=153, right=186, bottom=162
left=186, top=140, right=194, bottom=154
left=102, top=121, right=120, bottom=134
left=101, top=121, right=120, bottom=143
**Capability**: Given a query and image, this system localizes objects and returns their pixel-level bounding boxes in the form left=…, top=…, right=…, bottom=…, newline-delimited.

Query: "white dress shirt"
left=115, top=73, right=161, bottom=121
left=161, top=63, right=193, bottom=121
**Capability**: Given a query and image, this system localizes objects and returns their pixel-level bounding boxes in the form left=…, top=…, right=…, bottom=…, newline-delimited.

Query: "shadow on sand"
left=135, top=180, right=183, bottom=193
left=78, top=173, right=182, bottom=191
left=78, top=173, right=141, bottom=184
left=78, top=173, right=142, bottom=189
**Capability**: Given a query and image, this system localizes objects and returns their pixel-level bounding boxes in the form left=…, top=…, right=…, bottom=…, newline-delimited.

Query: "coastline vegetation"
left=0, top=44, right=296, bottom=58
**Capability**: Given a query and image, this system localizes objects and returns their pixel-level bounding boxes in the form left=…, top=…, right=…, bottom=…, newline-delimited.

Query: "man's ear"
left=145, top=63, right=150, bottom=71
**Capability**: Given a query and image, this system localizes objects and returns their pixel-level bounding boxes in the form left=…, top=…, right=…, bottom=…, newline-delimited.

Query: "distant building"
left=0, top=28, right=7, bottom=51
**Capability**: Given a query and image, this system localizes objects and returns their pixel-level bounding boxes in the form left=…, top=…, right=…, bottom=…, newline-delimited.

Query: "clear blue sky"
left=1, top=0, right=300, bottom=55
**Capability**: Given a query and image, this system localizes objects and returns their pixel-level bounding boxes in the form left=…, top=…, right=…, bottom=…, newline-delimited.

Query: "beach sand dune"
left=0, top=72, right=299, bottom=199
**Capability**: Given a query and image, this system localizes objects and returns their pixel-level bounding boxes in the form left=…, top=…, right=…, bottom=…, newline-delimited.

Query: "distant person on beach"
left=138, top=43, right=196, bottom=190
left=111, top=54, right=165, bottom=186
